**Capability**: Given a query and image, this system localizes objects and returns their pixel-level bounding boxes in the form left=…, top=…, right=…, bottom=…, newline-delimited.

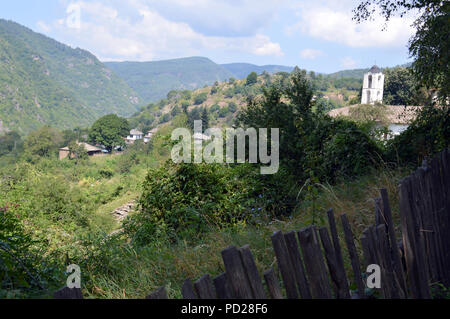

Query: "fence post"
left=399, top=176, right=431, bottom=299
left=194, top=274, right=216, bottom=299
left=271, top=231, right=299, bottom=299
left=341, top=214, right=365, bottom=299
left=327, top=209, right=348, bottom=294
left=319, top=227, right=351, bottom=299
left=221, top=246, right=254, bottom=299
left=182, top=279, right=198, bottom=299
left=379, top=188, right=408, bottom=297
left=53, top=287, right=83, bottom=299
left=213, top=273, right=234, bottom=299
left=239, top=245, right=267, bottom=299
left=297, top=227, right=333, bottom=299
left=264, top=268, right=283, bottom=299
left=283, top=231, right=312, bottom=299
left=146, top=286, right=168, bottom=299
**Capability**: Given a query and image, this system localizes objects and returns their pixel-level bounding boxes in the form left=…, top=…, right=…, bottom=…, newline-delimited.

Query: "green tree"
left=228, top=102, right=238, bottom=113
left=201, top=107, right=210, bottom=130
left=68, top=141, right=88, bottom=162
left=246, top=72, right=258, bottom=86
left=354, top=0, right=449, bottom=101
left=0, top=131, right=23, bottom=156
left=194, top=92, right=208, bottom=105
left=384, top=67, right=429, bottom=105
left=24, top=126, right=62, bottom=158
left=89, top=114, right=130, bottom=152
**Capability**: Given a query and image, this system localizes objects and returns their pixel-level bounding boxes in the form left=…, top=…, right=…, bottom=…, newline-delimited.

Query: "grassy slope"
left=84, top=166, right=409, bottom=299
left=0, top=19, right=141, bottom=134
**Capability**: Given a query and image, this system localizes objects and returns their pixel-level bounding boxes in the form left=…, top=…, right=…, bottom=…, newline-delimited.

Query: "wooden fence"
left=55, top=148, right=450, bottom=299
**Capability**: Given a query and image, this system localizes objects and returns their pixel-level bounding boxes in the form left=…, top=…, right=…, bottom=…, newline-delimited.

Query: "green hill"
left=220, top=63, right=294, bottom=79
left=327, top=68, right=368, bottom=79
left=0, top=19, right=141, bottom=134
left=105, top=57, right=235, bottom=103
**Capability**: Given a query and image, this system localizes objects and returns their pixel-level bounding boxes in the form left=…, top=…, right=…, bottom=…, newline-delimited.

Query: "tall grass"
left=83, top=167, right=410, bottom=299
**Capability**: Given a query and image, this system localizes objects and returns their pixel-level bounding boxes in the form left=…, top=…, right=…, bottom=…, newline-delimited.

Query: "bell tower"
left=361, top=65, right=384, bottom=105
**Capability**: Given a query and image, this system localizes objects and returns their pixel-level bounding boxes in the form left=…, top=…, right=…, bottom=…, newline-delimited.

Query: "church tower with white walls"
left=361, top=65, right=384, bottom=105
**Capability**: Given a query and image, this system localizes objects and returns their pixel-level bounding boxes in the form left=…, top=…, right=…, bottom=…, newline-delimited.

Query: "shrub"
left=386, top=106, right=450, bottom=166
left=194, top=93, right=208, bottom=105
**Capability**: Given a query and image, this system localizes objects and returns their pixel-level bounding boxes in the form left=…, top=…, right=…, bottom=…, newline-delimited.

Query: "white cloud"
left=50, top=1, right=283, bottom=61
left=292, top=5, right=415, bottom=48
left=340, top=56, right=358, bottom=69
left=131, top=0, right=284, bottom=37
left=300, top=49, right=324, bottom=59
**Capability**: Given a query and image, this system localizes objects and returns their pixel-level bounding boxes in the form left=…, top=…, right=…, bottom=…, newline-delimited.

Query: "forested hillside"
left=0, top=20, right=140, bottom=134
left=128, top=69, right=367, bottom=132
left=105, top=57, right=235, bottom=103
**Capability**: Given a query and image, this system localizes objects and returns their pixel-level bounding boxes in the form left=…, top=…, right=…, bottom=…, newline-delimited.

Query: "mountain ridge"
left=0, top=19, right=141, bottom=134
left=105, top=57, right=235, bottom=103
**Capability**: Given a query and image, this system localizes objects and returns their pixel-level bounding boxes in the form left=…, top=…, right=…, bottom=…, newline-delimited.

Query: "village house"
left=59, top=142, right=104, bottom=160
left=125, top=129, right=144, bottom=145
left=144, top=128, right=158, bottom=144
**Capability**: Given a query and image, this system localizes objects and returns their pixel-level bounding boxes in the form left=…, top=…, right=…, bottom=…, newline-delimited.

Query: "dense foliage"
left=386, top=106, right=450, bottom=165
left=89, top=115, right=130, bottom=152
left=383, top=67, right=429, bottom=105
left=237, top=69, right=382, bottom=182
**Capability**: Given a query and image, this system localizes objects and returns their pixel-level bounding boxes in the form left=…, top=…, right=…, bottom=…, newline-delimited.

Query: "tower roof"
left=369, top=65, right=382, bottom=73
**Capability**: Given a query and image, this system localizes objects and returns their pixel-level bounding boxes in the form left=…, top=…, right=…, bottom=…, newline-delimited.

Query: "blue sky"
left=0, top=0, right=417, bottom=73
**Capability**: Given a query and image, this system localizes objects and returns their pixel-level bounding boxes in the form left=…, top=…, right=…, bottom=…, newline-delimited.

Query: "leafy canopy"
left=89, top=114, right=130, bottom=152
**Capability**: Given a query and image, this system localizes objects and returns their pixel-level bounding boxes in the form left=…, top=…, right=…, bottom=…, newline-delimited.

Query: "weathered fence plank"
left=297, top=227, right=333, bottom=299
left=341, top=214, right=365, bottom=299
left=399, top=176, right=431, bottom=299
left=213, top=273, right=234, bottom=299
left=263, top=268, right=283, bottom=299
left=379, top=188, right=407, bottom=297
left=239, top=245, right=267, bottom=299
left=194, top=274, right=216, bottom=299
left=375, top=225, right=399, bottom=299
left=146, top=286, right=168, bottom=299
left=271, top=231, right=299, bottom=299
left=221, top=246, right=254, bottom=299
left=374, top=197, right=384, bottom=228
left=54, top=287, right=83, bottom=299
left=181, top=279, right=197, bottom=299
left=283, top=231, right=312, bottom=299
left=318, top=227, right=351, bottom=299
left=326, top=209, right=349, bottom=295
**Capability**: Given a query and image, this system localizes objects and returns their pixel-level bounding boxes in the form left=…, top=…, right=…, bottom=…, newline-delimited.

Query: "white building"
left=144, top=128, right=158, bottom=144
left=125, top=129, right=143, bottom=144
left=361, top=65, right=385, bottom=105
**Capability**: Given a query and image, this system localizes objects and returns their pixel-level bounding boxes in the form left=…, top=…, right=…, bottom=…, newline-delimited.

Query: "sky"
left=0, top=0, right=418, bottom=73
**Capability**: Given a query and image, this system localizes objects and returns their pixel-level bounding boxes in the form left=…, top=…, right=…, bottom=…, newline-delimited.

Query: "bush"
left=228, top=102, right=238, bottom=113
left=218, top=107, right=229, bottom=118
left=246, top=72, right=258, bottom=86
left=194, top=93, right=208, bottom=105
left=386, top=106, right=450, bottom=166
left=0, top=202, right=62, bottom=297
